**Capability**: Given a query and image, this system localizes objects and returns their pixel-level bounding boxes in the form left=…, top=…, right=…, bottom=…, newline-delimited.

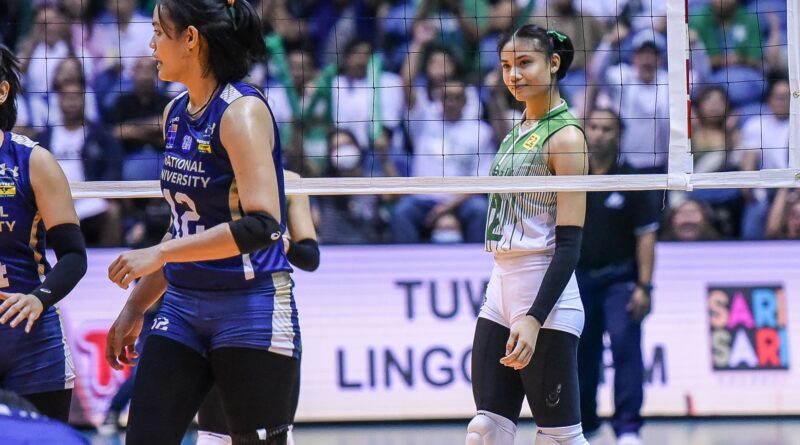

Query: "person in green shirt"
left=689, top=0, right=763, bottom=70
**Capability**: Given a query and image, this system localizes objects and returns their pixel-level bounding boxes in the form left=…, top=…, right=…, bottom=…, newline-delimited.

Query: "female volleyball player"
left=0, top=44, right=88, bottom=422
left=467, top=25, right=590, bottom=445
left=104, top=1, right=298, bottom=444
left=196, top=169, right=320, bottom=445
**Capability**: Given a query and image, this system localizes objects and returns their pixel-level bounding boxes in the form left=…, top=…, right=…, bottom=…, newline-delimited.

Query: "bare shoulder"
left=547, top=125, right=586, bottom=155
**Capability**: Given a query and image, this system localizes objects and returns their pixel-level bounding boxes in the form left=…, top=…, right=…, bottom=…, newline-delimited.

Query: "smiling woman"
left=466, top=24, right=591, bottom=445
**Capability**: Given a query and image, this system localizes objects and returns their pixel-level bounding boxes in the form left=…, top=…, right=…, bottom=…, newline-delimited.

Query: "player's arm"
left=0, top=147, right=86, bottom=333
left=283, top=170, right=319, bottom=272
left=108, top=97, right=283, bottom=288
left=527, top=126, right=587, bottom=323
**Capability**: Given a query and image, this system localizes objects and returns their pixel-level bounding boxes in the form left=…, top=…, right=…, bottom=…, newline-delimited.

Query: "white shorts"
left=479, top=254, right=584, bottom=338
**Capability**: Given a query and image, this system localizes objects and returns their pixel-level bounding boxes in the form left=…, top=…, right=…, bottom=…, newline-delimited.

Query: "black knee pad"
left=231, top=425, right=289, bottom=445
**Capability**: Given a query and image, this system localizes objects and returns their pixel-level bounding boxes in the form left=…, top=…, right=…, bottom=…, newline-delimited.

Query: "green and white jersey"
left=485, top=101, right=583, bottom=256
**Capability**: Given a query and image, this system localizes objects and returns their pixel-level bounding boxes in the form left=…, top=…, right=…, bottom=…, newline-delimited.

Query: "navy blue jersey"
left=0, top=403, right=88, bottom=445
left=0, top=132, right=50, bottom=294
left=161, top=82, right=291, bottom=290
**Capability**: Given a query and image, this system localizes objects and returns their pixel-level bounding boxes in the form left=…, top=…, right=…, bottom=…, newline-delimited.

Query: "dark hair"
left=53, top=56, right=86, bottom=93
left=588, top=107, right=624, bottom=133
left=0, top=44, right=21, bottom=131
left=156, top=0, right=267, bottom=84
left=422, top=43, right=462, bottom=76
left=764, top=74, right=789, bottom=101
left=496, top=24, right=574, bottom=81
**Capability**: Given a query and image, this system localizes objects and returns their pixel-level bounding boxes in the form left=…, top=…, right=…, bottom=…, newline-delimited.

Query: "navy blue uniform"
left=576, top=162, right=660, bottom=437
left=0, top=402, right=88, bottom=445
left=154, top=82, right=300, bottom=358
left=0, top=132, right=75, bottom=395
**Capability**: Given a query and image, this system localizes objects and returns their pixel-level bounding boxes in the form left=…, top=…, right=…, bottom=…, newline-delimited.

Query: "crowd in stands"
left=0, top=0, right=793, bottom=246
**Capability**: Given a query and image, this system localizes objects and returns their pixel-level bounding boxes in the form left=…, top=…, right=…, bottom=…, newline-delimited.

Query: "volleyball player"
left=196, top=169, right=320, bottom=445
left=104, top=1, right=298, bottom=444
left=467, top=26, right=590, bottom=444
left=0, top=44, right=88, bottom=422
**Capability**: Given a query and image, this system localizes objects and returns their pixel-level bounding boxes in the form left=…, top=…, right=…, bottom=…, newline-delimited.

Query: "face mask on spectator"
left=330, top=144, right=362, bottom=171
left=431, top=229, right=463, bottom=244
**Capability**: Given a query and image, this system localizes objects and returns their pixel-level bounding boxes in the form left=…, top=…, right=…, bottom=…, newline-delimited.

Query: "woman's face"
left=328, top=132, right=362, bottom=176
left=150, top=6, right=192, bottom=82
left=53, top=59, right=82, bottom=90
left=500, top=37, right=556, bottom=103
left=698, top=90, right=726, bottom=123
left=672, top=201, right=706, bottom=241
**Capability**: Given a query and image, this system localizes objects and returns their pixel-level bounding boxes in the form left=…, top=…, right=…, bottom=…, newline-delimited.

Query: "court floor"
left=81, top=418, right=800, bottom=445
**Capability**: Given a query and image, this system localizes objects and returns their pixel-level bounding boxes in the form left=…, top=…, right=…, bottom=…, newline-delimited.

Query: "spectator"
left=25, top=57, right=99, bottom=130
left=766, top=189, right=800, bottom=240
left=691, top=86, right=740, bottom=173
left=401, top=21, right=481, bottom=133
left=737, top=76, right=790, bottom=239
left=36, top=80, right=123, bottom=246
left=589, top=29, right=669, bottom=171
left=482, top=68, right=524, bottom=146
left=331, top=39, right=405, bottom=150
left=392, top=79, right=493, bottom=243
left=661, top=199, right=721, bottom=241
left=577, top=108, right=659, bottom=445
left=690, top=0, right=764, bottom=106
left=17, top=4, right=74, bottom=97
left=680, top=86, right=744, bottom=238
left=531, top=0, right=606, bottom=108
left=414, top=0, right=490, bottom=75
left=265, top=47, right=333, bottom=176
left=89, top=0, right=153, bottom=78
left=314, top=128, right=390, bottom=244
left=306, top=0, right=379, bottom=67
left=107, top=57, right=169, bottom=181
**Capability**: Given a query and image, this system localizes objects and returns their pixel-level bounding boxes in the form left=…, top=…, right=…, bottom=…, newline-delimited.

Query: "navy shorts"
left=0, top=307, right=75, bottom=395
left=149, top=272, right=301, bottom=359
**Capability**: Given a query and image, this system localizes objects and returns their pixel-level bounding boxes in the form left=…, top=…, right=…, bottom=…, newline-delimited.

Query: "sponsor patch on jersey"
left=196, top=123, right=215, bottom=153
left=0, top=180, right=15, bottom=197
left=523, top=133, right=540, bottom=150
left=166, top=122, right=178, bottom=149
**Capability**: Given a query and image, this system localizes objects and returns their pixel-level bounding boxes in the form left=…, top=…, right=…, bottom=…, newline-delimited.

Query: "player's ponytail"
left=0, top=44, right=21, bottom=131
left=496, top=24, right=575, bottom=81
left=156, top=0, right=267, bottom=84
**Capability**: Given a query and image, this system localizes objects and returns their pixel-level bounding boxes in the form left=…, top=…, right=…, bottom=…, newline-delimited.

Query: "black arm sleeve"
left=31, top=223, right=88, bottom=310
left=286, top=238, right=320, bottom=272
left=228, top=211, right=282, bottom=254
left=527, top=225, right=583, bottom=325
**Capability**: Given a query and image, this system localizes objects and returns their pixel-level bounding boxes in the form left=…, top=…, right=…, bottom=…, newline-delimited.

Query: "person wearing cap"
left=588, top=29, right=669, bottom=172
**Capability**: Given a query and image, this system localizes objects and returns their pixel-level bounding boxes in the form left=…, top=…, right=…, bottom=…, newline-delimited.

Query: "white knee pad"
left=286, top=425, right=294, bottom=445
left=534, top=424, right=589, bottom=445
left=465, top=411, right=516, bottom=445
left=196, top=430, right=233, bottom=445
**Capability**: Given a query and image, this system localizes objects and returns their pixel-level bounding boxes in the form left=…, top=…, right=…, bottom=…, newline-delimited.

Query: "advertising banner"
left=55, top=242, right=800, bottom=423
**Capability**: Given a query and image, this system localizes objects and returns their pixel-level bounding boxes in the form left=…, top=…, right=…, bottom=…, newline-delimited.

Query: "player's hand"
left=108, top=247, right=165, bottom=290
left=283, top=235, right=291, bottom=253
left=500, top=315, right=541, bottom=370
left=106, top=305, right=144, bottom=370
left=0, top=292, right=44, bottom=333
left=627, top=287, right=651, bottom=321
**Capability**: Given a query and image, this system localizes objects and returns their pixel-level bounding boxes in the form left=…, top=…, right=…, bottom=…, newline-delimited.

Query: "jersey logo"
left=181, top=135, right=193, bottom=152
left=151, top=316, right=170, bottom=332
left=545, top=383, right=562, bottom=408
left=166, top=121, right=179, bottom=150
left=197, top=123, right=216, bottom=154
left=0, top=180, right=16, bottom=197
left=0, top=164, right=20, bottom=178
left=522, top=133, right=540, bottom=150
